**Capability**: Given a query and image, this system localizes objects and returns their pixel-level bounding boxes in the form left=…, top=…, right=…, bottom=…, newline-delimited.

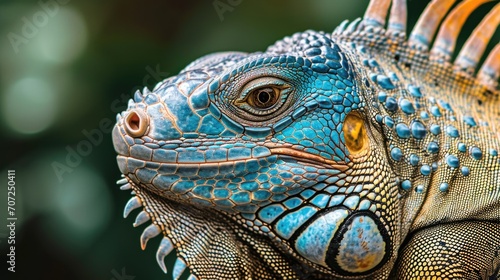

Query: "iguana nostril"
left=124, top=109, right=148, bottom=137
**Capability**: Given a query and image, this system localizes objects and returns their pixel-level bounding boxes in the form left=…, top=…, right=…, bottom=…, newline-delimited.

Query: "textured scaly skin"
left=112, top=1, right=500, bottom=279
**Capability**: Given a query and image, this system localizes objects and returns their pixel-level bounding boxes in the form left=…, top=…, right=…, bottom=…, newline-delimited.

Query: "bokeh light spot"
left=37, top=8, right=87, bottom=64
left=2, top=77, right=57, bottom=134
left=22, top=153, right=113, bottom=250
left=54, top=166, right=112, bottom=234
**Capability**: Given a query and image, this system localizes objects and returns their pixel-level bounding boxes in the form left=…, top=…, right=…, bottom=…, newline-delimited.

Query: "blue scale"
left=384, top=97, right=398, bottom=111
left=457, top=142, right=467, bottom=152
left=376, top=75, right=395, bottom=90
left=300, top=189, right=316, bottom=199
left=253, top=190, right=271, bottom=201
left=445, top=154, right=459, bottom=168
left=420, top=111, right=430, bottom=120
left=283, top=197, right=303, bottom=209
left=258, top=204, right=286, bottom=224
left=396, top=123, right=411, bottom=139
left=409, top=154, right=420, bottom=166
left=378, top=91, right=388, bottom=102
left=432, top=162, right=438, bottom=171
left=294, top=209, right=349, bottom=266
left=410, top=121, right=427, bottom=139
left=439, top=183, right=449, bottom=192
left=461, top=166, right=470, bottom=176
left=445, top=125, right=460, bottom=138
left=193, top=185, right=214, bottom=199
left=401, top=180, right=412, bottom=191
left=415, top=185, right=425, bottom=194
left=329, top=195, right=346, bottom=207
left=213, top=188, right=230, bottom=199
left=427, top=142, right=439, bottom=154
left=391, top=147, right=403, bottom=161
left=389, top=72, right=399, bottom=82
left=430, top=124, right=441, bottom=135
left=358, top=199, right=371, bottom=210
left=470, top=146, right=483, bottom=160
left=400, top=99, right=415, bottom=114
left=420, top=165, right=431, bottom=176
left=231, top=191, right=251, bottom=205
left=430, top=106, right=442, bottom=117
left=274, top=206, right=318, bottom=239
left=310, top=194, right=330, bottom=208
left=343, top=196, right=360, bottom=209
left=383, top=116, right=394, bottom=128
left=408, top=85, right=422, bottom=98
left=463, top=116, right=477, bottom=127
left=438, top=100, right=453, bottom=112
left=369, top=59, right=379, bottom=67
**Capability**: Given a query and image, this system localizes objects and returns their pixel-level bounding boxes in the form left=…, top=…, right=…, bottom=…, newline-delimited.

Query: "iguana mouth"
left=116, top=148, right=348, bottom=167
left=114, top=123, right=349, bottom=172
left=267, top=147, right=349, bottom=171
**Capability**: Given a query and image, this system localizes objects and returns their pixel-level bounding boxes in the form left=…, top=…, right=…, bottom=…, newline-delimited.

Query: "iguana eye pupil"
left=250, top=87, right=278, bottom=109
left=257, top=90, right=271, bottom=104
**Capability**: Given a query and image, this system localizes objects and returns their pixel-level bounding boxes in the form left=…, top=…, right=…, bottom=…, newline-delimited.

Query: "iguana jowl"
left=112, top=0, right=500, bottom=279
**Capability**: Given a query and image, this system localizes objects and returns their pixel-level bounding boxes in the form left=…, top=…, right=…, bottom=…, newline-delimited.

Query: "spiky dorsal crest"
left=333, top=0, right=500, bottom=98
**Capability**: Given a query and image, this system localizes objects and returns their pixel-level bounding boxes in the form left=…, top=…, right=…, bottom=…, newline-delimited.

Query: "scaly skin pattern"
left=112, top=1, right=500, bottom=279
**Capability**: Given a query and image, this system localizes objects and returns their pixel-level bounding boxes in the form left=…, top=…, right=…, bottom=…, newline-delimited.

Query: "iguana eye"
left=247, top=87, right=279, bottom=109
left=235, top=77, right=292, bottom=118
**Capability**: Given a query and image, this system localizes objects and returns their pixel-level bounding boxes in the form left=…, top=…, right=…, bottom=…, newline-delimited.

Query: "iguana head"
left=113, top=29, right=397, bottom=278
left=112, top=0, right=500, bottom=279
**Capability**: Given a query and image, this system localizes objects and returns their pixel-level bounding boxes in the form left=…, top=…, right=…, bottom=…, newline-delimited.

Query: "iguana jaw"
left=113, top=117, right=351, bottom=212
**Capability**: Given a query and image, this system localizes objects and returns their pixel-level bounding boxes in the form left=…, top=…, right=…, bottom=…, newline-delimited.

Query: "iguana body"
left=112, top=0, right=500, bottom=279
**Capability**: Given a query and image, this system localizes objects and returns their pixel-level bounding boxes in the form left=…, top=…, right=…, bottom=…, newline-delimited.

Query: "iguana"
left=112, top=0, right=500, bottom=279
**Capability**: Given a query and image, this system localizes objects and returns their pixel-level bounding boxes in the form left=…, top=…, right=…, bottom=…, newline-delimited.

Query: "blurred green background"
left=0, top=0, right=497, bottom=279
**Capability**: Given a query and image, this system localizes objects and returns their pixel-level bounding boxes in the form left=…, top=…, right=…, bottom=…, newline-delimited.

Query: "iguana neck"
left=347, top=43, right=500, bottom=236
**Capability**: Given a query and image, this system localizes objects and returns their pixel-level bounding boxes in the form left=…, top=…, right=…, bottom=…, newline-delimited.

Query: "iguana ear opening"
left=343, top=112, right=369, bottom=155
